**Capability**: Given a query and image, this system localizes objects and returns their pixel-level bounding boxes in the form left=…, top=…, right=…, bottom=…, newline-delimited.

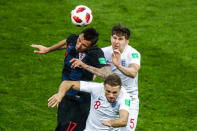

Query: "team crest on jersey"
left=78, top=52, right=86, bottom=60
left=121, top=59, right=126, bottom=66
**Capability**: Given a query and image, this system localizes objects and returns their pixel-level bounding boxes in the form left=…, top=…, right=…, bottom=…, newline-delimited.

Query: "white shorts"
left=120, top=96, right=139, bottom=131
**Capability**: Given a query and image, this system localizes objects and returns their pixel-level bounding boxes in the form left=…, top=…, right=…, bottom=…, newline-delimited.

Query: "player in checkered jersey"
left=48, top=74, right=131, bottom=131
left=31, top=28, right=111, bottom=131
left=71, top=24, right=141, bottom=131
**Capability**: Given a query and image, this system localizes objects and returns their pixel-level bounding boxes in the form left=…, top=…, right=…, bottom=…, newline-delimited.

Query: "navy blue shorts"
left=56, top=93, right=90, bottom=131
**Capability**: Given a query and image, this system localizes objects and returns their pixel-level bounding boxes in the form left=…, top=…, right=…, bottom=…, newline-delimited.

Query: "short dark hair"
left=81, top=28, right=99, bottom=45
left=104, top=74, right=122, bottom=87
left=112, top=24, right=131, bottom=39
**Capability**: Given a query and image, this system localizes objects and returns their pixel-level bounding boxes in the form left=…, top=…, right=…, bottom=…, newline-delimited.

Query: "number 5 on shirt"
left=130, top=118, right=135, bottom=129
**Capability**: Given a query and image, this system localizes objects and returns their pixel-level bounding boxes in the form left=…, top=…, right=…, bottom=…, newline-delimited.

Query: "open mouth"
left=108, top=98, right=115, bottom=103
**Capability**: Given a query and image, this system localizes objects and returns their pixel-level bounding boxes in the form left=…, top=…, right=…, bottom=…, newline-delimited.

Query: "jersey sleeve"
left=101, top=47, right=108, bottom=55
left=86, top=48, right=108, bottom=68
left=66, top=34, right=78, bottom=46
left=101, top=46, right=112, bottom=62
left=80, top=81, right=103, bottom=95
left=129, top=50, right=141, bottom=66
left=119, top=90, right=131, bottom=112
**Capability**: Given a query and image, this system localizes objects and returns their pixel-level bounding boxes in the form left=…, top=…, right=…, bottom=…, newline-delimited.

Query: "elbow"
left=118, top=118, right=128, bottom=127
left=103, top=72, right=113, bottom=79
left=129, top=72, right=137, bottom=78
left=99, top=67, right=113, bottom=79
left=120, top=120, right=128, bottom=127
left=104, top=68, right=113, bottom=78
left=122, top=123, right=127, bottom=127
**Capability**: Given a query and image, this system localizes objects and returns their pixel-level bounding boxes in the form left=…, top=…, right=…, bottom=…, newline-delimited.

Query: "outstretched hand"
left=112, top=49, right=121, bottom=67
left=31, top=44, right=49, bottom=54
left=70, top=58, right=85, bottom=69
left=48, top=93, right=63, bottom=107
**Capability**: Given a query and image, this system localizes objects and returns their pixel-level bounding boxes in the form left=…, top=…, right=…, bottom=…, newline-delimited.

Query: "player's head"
left=104, top=74, right=122, bottom=103
left=111, top=24, right=131, bottom=53
left=76, top=28, right=99, bottom=51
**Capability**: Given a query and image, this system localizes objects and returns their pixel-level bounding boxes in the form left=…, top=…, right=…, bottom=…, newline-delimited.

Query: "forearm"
left=48, top=81, right=80, bottom=107
left=57, top=81, right=73, bottom=97
left=108, top=118, right=128, bottom=127
left=48, top=40, right=67, bottom=52
left=103, top=110, right=128, bottom=127
left=116, top=65, right=138, bottom=78
left=81, top=65, right=112, bottom=79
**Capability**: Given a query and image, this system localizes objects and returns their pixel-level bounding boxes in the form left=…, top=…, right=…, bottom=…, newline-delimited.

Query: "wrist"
left=108, top=120, right=112, bottom=127
left=115, top=64, right=121, bottom=69
left=57, top=92, right=64, bottom=99
left=82, top=63, right=87, bottom=68
left=47, top=47, right=51, bottom=53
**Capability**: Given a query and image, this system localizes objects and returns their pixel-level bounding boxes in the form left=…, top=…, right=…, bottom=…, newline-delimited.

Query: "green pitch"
left=0, top=0, right=196, bottom=130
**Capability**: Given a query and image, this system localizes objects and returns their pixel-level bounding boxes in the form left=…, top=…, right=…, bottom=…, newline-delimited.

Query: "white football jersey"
left=80, top=81, right=131, bottom=131
left=102, top=45, right=141, bottom=97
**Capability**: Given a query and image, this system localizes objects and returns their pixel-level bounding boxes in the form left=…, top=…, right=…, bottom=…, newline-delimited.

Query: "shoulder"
left=80, top=81, right=103, bottom=93
left=118, top=87, right=131, bottom=106
left=89, top=82, right=104, bottom=92
left=102, top=46, right=113, bottom=58
left=86, top=46, right=105, bottom=57
left=119, top=87, right=130, bottom=101
left=88, top=46, right=103, bottom=53
left=67, top=34, right=78, bottom=44
left=102, top=46, right=113, bottom=54
left=121, top=87, right=129, bottom=96
left=124, top=45, right=141, bottom=59
left=92, top=83, right=104, bottom=92
left=102, top=46, right=112, bottom=52
left=85, top=47, right=108, bottom=67
left=128, top=46, right=140, bottom=55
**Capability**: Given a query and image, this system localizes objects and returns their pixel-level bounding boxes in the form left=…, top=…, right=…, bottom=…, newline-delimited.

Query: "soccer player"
left=48, top=74, right=131, bottom=131
left=31, top=28, right=111, bottom=131
left=71, top=25, right=141, bottom=131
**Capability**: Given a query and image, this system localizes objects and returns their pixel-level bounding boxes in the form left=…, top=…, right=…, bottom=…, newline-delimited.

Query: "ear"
left=126, top=40, right=130, bottom=44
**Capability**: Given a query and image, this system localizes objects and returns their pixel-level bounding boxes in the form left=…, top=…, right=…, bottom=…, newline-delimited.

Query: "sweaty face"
left=76, top=34, right=92, bottom=52
left=111, top=34, right=129, bottom=53
left=104, top=84, right=121, bottom=103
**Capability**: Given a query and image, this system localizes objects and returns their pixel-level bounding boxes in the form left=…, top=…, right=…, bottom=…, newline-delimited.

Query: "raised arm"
left=48, top=81, right=80, bottom=107
left=102, top=109, right=129, bottom=127
left=70, top=58, right=112, bottom=79
left=112, top=50, right=140, bottom=78
left=31, top=39, right=67, bottom=54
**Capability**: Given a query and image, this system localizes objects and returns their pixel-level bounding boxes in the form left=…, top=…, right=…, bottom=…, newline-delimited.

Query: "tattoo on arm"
left=82, top=65, right=112, bottom=79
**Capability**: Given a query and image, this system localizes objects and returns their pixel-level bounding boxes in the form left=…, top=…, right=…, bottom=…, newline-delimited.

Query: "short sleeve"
left=119, top=98, right=130, bottom=112
left=66, top=34, right=78, bottom=46
left=119, top=89, right=131, bottom=112
left=102, top=46, right=113, bottom=61
left=129, top=51, right=141, bottom=66
left=86, top=48, right=107, bottom=68
left=80, top=81, right=103, bottom=95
